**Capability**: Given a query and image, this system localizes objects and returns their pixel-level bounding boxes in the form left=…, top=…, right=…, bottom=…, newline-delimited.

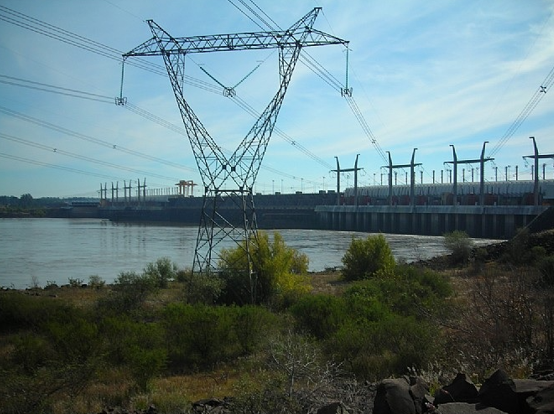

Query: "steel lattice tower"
left=123, top=8, right=348, bottom=276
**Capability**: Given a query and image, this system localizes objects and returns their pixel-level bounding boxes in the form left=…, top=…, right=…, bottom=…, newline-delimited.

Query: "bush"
left=180, top=270, right=224, bottom=305
left=143, top=257, right=178, bottom=288
left=233, top=305, right=278, bottom=354
left=537, top=254, right=554, bottom=286
left=101, top=316, right=166, bottom=391
left=218, top=231, right=311, bottom=305
left=341, top=234, right=395, bottom=281
left=162, top=303, right=235, bottom=370
left=290, top=294, right=347, bottom=340
left=443, top=230, right=474, bottom=265
left=328, top=314, right=436, bottom=380
left=88, top=275, right=105, bottom=289
left=98, top=271, right=158, bottom=314
left=0, top=292, right=73, bottom=333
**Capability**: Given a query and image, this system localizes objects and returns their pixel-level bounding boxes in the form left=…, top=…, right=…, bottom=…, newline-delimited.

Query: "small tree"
left=218, top=231, right=310, bottom=305
left=143, top=257, right=178, bottom=288
left=443, top=230, right=474, bottom=265
left=341, top=234, right=395, bottom=281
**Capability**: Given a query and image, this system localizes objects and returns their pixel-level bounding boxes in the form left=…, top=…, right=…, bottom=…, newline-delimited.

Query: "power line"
left=0, top=105, right=196, bottom=172
left=0, top=151, right=122, bottom=181
left=0, top=74, right=328, bottom=182
left=0, top=132, right=181, bottom=182
left=0, top=4, right=332, bottom=179
left=489, top=65, right=554, bottom=157
left=236, top=0, right=388, bottom=163
left=0, top=74, right=114, bottom=103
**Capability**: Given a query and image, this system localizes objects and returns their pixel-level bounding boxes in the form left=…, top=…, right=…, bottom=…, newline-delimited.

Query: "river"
left=0, top=218, right=499, bottom=289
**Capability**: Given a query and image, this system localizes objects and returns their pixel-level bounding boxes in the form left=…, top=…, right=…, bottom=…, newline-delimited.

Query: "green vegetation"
left=217, top=231, right=310, bottom=306
left=341, top=234, right=395, bottom=281
left=1, top=230, right=554, bottom=413
left=443, top=230, right=474, bottom=264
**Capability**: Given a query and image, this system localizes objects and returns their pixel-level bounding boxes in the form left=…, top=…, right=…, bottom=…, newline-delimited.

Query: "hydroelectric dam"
left=81, top=179, right=554, bottom=240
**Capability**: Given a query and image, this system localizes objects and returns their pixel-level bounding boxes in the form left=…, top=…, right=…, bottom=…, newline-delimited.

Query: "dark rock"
left=192, top=397, right=231, bottom=413
left=478, top=369, right=518, bottom=414
left=409, top=376, right=431, bottom=414
left=317, top=401, right=349, bottom=414
left=514, top=379, right=554, bottom=394
left=373, top=377, right=416, bottom=414
left=527, top=381, right=554, bottom=414
left=434, top=373, right=479, bottom=405
left=434, top=402, right=507, bottom=413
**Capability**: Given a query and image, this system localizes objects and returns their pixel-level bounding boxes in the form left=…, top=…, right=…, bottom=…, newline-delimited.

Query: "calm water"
left=0, top=218, right=498, bottom=289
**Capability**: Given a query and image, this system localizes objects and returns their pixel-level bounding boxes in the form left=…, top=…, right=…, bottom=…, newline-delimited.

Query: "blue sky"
left=0, top=0, right=553, bottom=198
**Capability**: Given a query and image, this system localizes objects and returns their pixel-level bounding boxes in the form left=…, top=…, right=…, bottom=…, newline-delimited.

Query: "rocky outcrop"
left=372, top=369, right=554, bottom=414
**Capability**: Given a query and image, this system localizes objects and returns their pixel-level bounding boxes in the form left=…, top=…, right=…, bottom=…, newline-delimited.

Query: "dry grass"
left=307, top=271, right=349, bottom=295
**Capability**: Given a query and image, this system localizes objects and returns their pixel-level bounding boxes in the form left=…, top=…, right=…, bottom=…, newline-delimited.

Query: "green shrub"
left=88, top=275, right=106, bottom=289
left=537, top=255, right=554, bottom=286
left=97, top=271, right=158, bottom=314
left=100, top=316, right=167, bottom=390
left=290, top=294, right=347, bottom=340
left=162, top=303, right=235, bottom=370
left=218, top=231, right=310, bottom=305
left=143, top=257, right=178, bottom=288
left=232, top=305, right=278, bottom=354
left=328, top=314, right=436, bottom=380
left=0, top=292, right=73, bottom=333
left=10, top=333, right=55, bottom=374
left=341, top=234, right=395, bottom=281
left=180, top=271, right=224, bottom=305
left=444, top=230, right=474, bottom=265
left=45, top=316, right=100, bottom=363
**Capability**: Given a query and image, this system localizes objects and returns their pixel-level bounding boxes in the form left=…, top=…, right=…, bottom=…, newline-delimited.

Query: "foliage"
left=290, top=294, right=347, bottom=340
left=218, top=231, right=310, bottom=305
left=341, top=234, right=395, bottom=281
left=446, top=266, right=549, bottom=379
left=97, top=271, right=158, bottom=314
left=180, top=270, right=224, bottom=305
left=327, top=312, right=437, bottom=380
left=537, top=254, right=554, bottom=286
left=308, top=266, right=452, bottom=380
left=100, top=316, right=167, bottom=391
left=0, top=292, right=74, bottom=333
left=88, top=274, right=106, bottom=289
left=162, top=303, right=234, bottom=370
left=443, top=230, right=474, bottom=265
left=502, top=227, right=530, bottom=265
left=233, top=305, right=278, bottom=355
left=19, top=193, right=34, bottom=208
left=143, top=257, right=178, bottom=288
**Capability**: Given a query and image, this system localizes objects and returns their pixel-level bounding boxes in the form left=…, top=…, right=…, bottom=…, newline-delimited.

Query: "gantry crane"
left=122, top=8, right=348, bottom=279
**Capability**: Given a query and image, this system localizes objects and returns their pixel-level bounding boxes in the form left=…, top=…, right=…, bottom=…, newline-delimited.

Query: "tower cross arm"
left=124, top=29, right=348, bottom=57
left=123, top=8, right=348, bottom=58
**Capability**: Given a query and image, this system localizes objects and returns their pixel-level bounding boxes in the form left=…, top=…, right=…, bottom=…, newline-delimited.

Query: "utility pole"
left=383, top=148, right=420, bottom=206
left=332, top=154, right=361, bottom=206
left=445, top=142, right=493, bottom=206
left=523, top=136, right=554, bottom=206
left=122, top=8, right=348, bottom=278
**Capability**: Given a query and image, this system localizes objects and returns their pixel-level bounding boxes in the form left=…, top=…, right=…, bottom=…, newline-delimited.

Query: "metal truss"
left=123, top=7, right=348, bottom=275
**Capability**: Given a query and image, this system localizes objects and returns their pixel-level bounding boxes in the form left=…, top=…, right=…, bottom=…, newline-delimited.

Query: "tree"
left=218, top=231, right=310, bottom=305
left=143, top=257, right=178, bottom=288
left=19, top=193, right=34, bottom=208
left=443, top=230, right=474, bottom=265
left=341, top=234, right=395, bottom=281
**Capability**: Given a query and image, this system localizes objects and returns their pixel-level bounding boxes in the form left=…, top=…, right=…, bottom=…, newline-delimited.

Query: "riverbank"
left=1, top=229, right=553, bottom=413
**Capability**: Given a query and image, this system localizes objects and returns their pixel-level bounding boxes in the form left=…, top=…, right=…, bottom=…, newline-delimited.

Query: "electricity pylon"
left=122, top=8, right=348, bottom=277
